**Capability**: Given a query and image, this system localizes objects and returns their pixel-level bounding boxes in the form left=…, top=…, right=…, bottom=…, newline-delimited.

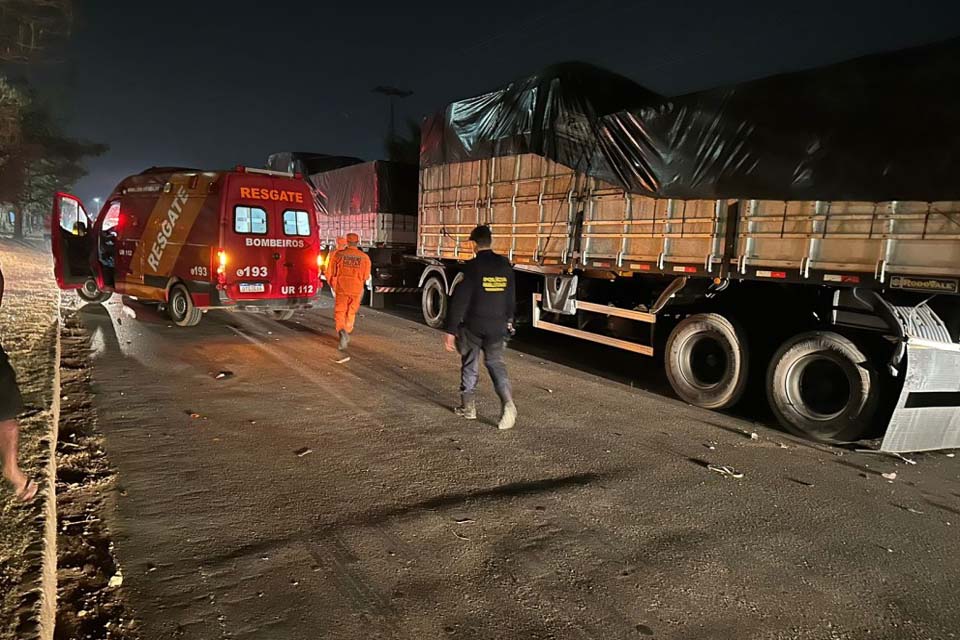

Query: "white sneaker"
left=498, top=401, right=517, bottom=430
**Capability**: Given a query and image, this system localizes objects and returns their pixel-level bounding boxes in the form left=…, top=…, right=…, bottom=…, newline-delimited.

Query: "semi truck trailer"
left=267, top=156, right=421, bottom=308
left=411, top=41, right=960, bottom=452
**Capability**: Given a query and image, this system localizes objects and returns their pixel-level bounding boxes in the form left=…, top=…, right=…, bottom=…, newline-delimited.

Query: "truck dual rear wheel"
left=421, top=277, right=447, bottom=329
left=766, top=331, right=879, bottom=443
left=665, top=313, right=749, bottom=410
left=77, top=279, right=112, bottom=304
left=168, top=284, right=202, bottom=327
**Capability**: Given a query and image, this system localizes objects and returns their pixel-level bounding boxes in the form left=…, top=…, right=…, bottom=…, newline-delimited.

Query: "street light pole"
left=372, top=85, right=414, bottom=149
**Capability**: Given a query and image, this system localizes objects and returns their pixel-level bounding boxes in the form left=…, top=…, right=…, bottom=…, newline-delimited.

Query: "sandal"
left=16, top=477, right=38, bottom=503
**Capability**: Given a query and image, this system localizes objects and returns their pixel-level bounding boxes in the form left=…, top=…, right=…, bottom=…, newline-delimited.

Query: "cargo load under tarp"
left=310, top=161, right=418, bottom=247
left=266, top=152, right=363, bottom=177
left=421, top=38, right=960, bottom=202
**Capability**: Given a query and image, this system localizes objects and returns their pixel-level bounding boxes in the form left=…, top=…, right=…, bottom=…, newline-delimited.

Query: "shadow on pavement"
left=343, top=471, right=615, bottom=528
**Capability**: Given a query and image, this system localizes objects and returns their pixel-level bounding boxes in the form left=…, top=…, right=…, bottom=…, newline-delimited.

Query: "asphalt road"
left=71, top=293, right=960, bottom=640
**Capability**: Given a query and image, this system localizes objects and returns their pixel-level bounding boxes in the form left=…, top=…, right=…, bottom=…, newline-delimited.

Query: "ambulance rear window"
left=282, top=210, right=311, bottom=237
left=234, top=206, right=267, bottom=234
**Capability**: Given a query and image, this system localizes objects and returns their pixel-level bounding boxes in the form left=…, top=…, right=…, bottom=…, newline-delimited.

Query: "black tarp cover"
left=421, top=39, right=960, bottom=201
left=266, top=151, right=363, bottom=177
left=309, top=161, right=418, bottom=216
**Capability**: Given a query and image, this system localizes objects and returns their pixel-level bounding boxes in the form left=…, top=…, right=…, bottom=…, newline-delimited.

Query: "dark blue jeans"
left=457, top=331, right=512, bottom=404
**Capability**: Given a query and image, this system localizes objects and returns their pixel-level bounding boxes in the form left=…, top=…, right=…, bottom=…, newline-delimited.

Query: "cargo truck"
left=304, top=160, right=420, bottom=308
left=410, top=42, right=960, bottom=453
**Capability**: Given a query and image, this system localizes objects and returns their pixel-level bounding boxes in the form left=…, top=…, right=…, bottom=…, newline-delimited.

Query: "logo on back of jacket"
left=342, top=255, right=364, bottom=269
left=483, top=276, right=507, bottom=292
left=148, top=185, right=188, bottom=272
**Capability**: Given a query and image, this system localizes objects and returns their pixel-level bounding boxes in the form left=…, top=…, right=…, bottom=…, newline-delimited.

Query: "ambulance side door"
left=50, top=192, right=94, bottom=289
left=115, top=199, right=144, bottom=290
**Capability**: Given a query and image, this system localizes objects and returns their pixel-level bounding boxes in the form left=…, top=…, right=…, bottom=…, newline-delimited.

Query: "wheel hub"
left=679, top=333, right=729, bottom=389
left=787, top=355, right=851, bottom=421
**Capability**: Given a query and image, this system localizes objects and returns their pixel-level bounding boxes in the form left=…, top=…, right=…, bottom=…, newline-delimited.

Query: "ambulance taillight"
left=216, top=249, right=228, bottom=287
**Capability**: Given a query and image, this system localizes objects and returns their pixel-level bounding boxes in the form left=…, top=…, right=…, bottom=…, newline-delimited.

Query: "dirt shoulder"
left=54, top=307, right=137, bottom=640
left=0, top=240, right=60, bottom=640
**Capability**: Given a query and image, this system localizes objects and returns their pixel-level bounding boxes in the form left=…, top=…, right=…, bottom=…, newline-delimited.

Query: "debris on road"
left=894, top=453, right=917, bottom=465
left=335, top=355, right=351, bottom=364
left=947, top=453, right=956, bottom=458
left=899, top=506, right=924, bottom=515
left=214, top=370, right=234, bottom=380
left=452, top=530, right=470, bottom=541
left=108, top=573, right=123, bottom=588
left=881, top=472, right=897, bottom=481
left=749, top=432, right=759, bottom=440
left=295, top=447, right=313, bottom=457
left=707, top=464, right=744, bottom=479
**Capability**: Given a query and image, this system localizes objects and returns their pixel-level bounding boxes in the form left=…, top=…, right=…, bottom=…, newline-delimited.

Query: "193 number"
left=189, top=265, right=209, bottom=277
left=236, top=266, right=268, bottom=278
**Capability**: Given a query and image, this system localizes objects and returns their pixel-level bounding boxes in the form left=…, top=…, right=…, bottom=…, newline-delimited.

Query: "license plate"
left=239, top=283, right=265, bottom=293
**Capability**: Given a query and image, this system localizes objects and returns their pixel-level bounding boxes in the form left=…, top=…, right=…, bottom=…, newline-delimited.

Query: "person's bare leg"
left=0, top=418, right=28, bottom=495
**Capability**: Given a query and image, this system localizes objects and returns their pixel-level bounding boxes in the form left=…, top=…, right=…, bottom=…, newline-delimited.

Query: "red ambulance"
left=51, top=166, right=322, bottom=326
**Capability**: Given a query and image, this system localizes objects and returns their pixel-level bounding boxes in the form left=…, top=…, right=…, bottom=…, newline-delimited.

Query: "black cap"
left=469, top=224, right=492, bottom=244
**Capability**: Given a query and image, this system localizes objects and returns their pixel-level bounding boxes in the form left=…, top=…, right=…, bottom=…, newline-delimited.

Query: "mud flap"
left=882, top=339, right=960, bottom=452
left=543, top=275, right=578, bottom=315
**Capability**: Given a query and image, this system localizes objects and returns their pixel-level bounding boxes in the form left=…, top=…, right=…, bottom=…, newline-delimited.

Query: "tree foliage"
left=0, top=73, right=106, bottom=236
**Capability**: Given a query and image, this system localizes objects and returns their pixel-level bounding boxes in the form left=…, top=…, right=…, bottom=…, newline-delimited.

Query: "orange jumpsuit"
left=328, top=246, right=371, bottom=334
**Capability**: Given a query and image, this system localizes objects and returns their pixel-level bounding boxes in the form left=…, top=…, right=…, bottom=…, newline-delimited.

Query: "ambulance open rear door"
left=51, top=192, right=94, bottom=290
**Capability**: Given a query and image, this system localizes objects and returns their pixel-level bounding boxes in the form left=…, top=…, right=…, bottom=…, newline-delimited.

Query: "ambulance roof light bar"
left=235, top=165, right=297, bottom=179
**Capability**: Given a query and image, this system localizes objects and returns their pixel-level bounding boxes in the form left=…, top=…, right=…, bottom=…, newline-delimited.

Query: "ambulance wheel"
left=766, top=331, right=878, bottom=443
left=168, top=284, right=202, bottom=327
left=77, top=279, right=112, bottom=304
left=665, top=313, right=748, bottom=410
left=271, top=310, right=295, bottom=321
left=421, top=277, right=447, bottom=329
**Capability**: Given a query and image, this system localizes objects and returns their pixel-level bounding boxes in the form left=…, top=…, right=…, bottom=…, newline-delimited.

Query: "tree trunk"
left=12, top=207, right=23, bottom=238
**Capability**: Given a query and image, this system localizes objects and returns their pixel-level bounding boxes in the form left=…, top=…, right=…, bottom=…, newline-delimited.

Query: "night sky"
left=12, top=0, right=960, bottom=206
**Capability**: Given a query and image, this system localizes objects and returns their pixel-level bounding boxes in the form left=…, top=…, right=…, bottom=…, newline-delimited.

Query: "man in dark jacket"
left=0, top=264, right=38, bottom=502
left=443, top=225, right=518, bottom=430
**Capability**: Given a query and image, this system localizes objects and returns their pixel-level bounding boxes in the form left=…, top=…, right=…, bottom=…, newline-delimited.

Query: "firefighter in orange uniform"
left=328, top=233, right=371, bottom=353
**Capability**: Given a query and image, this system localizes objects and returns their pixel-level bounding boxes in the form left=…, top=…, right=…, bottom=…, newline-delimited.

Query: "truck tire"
left=766, top=331, right=879, bottom=443
left=421, top=277, right=447, bottom=329
left=168, top=284, right=202, bottom=327
left=77, top=279, right=112, bottom=304
left=665, top=313, right=749, bottom=410
left=271, top=310, right=295, bottom=321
